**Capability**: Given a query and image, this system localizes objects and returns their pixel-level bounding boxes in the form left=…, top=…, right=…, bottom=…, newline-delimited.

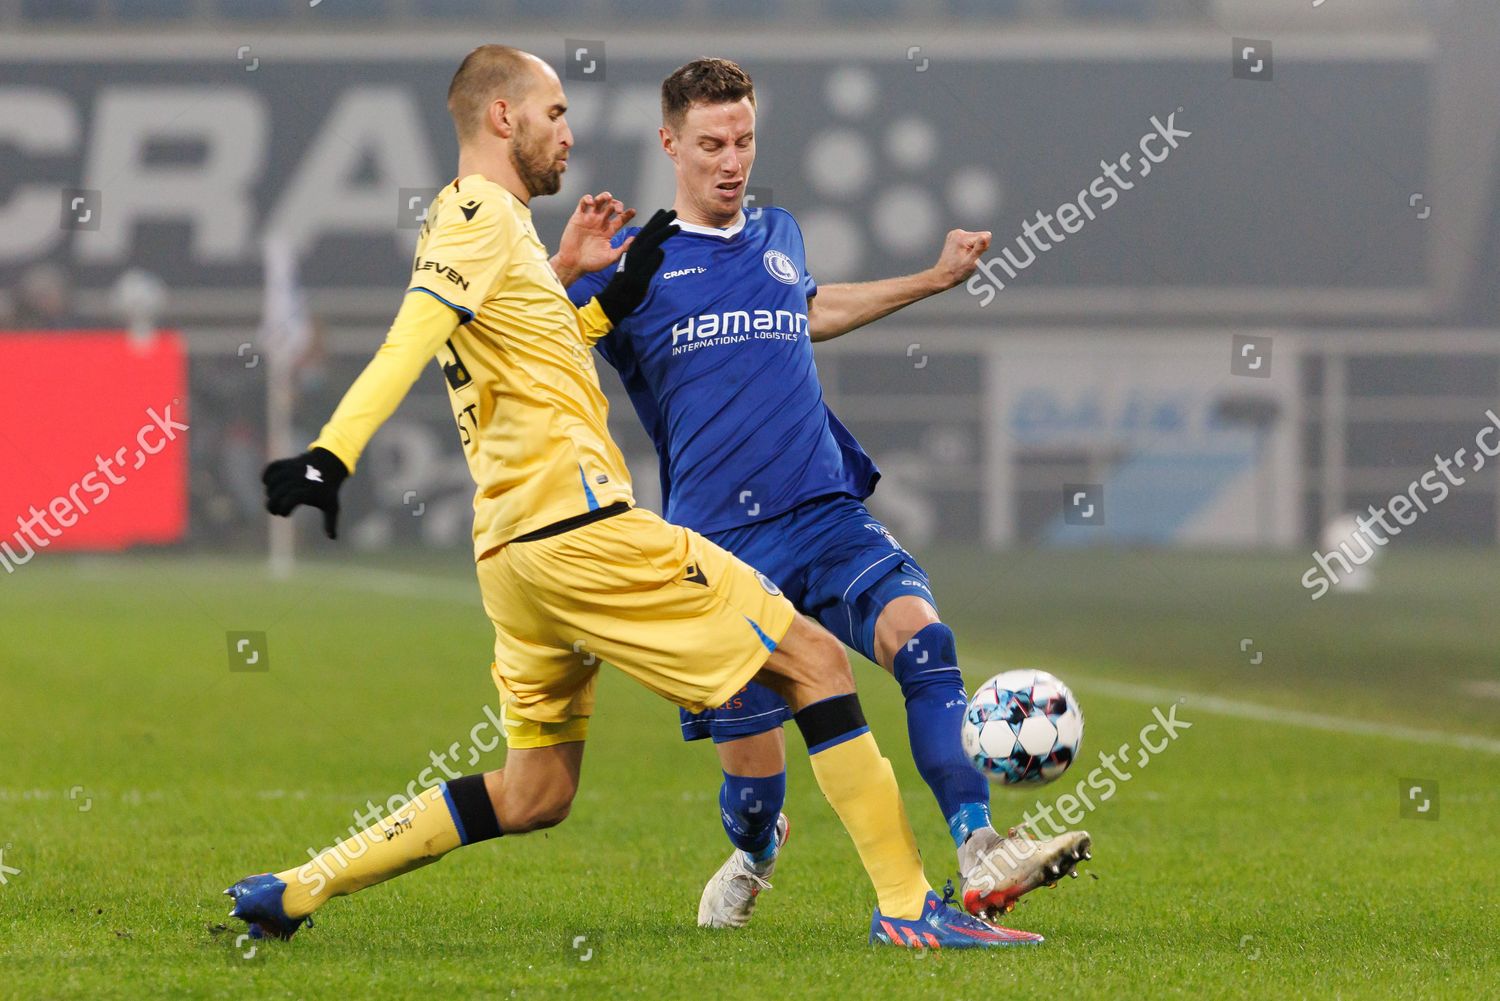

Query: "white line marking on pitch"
left=979, top=668, right=1500, bottom=755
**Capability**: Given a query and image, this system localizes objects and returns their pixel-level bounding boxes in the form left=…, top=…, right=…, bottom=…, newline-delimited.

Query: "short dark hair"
left=447, top=45, right=538, bottom=140
left=660, top=57, right=756, bottom=131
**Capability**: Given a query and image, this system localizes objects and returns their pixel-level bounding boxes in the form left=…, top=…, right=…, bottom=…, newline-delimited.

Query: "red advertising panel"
left=0, top=331, right=189, bottom=559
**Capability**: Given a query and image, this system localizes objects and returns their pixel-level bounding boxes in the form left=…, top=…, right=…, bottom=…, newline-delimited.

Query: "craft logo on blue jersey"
left=762, top=249, right=800, bottom=285
left=662, top=266, right=707, bottom=281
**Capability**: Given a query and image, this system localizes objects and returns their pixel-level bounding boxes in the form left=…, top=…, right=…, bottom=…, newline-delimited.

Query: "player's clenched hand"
left=554, top=191, right=637, bottom=283
left=595, top=208, right=678, bottom=324
left=931, top=228, right=993, bottom=289
left=263, top=447, right=349, bottom=540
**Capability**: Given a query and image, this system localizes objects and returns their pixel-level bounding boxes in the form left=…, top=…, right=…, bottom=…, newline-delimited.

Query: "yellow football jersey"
left=312, top=174, right=634, bottom=557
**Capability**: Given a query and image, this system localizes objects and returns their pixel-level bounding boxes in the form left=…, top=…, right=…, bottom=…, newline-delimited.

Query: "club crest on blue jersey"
left=763, top=249, right=800, bottom=284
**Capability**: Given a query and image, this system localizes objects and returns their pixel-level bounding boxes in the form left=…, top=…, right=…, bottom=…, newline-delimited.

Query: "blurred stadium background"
left=2, top=1, right=1497, bottom=565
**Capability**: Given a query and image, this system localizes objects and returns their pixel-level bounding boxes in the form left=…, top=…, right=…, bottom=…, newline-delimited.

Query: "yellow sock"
left=275, top=785, right=463, bottom=918
left=807, top=732, right=931, bottom=920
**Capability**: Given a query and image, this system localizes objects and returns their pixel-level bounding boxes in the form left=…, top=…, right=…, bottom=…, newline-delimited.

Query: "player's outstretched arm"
left=807, top=227, right=991, bottom=342
left=262, top=292, right=459, bottom=539
left=550, top=190, right=637, bottom=287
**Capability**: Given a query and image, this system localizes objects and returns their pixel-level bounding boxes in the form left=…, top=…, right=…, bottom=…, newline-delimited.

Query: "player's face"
left=510, top=70, right=573, bottom=198
left=667, top=98, right=756, bottom=226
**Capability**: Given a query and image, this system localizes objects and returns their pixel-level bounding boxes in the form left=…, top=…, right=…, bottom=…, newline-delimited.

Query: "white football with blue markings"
left=961, top=669, right=1084, bottom=785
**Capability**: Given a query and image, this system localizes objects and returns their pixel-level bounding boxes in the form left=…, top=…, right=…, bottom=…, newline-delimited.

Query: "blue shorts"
left=679, top=493, right=937, bottom=743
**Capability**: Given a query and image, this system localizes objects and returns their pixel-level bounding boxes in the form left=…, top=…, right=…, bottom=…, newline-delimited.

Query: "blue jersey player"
left=569, top=58, right=1091, bottom=931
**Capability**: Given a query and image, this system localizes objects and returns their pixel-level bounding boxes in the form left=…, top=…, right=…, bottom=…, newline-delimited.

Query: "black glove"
left=594, top=208, right=678, bottom=324
left=263, top=446, right=349, bottom=539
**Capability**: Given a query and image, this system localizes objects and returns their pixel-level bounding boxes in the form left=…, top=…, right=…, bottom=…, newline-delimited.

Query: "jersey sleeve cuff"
left=307, top=435, right=359, bottom=475
left=577, top=296, right=614, bottom=341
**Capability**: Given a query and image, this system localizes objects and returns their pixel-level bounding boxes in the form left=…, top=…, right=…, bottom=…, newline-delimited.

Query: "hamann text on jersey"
left=568, top=206, right=879, bottom=534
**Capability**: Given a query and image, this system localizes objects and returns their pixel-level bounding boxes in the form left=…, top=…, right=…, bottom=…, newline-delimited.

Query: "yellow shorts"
left=477, top=507, right=797, bottom=748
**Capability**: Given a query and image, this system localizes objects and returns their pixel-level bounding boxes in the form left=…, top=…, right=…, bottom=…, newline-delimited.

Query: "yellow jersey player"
left=226, top=44, right=1036, bottom=949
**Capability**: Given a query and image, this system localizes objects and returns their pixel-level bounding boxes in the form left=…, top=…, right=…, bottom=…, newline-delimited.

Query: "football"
left=962, top=669, right=1084, bottom=785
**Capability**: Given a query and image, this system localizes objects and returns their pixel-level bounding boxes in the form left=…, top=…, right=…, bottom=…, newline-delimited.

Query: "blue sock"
left=719, top=770, right=786, bottom=862
left=892, top=622, right=992, bottom=847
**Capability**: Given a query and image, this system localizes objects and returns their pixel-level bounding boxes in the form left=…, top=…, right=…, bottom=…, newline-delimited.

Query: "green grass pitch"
left=1, top=548, right=1496, bottom=999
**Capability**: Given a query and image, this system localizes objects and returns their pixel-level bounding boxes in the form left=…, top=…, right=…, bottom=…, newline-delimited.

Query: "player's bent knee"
left=498, top=787, right=574, bottom=833
left=523, top=797, right=573, bottom=832
left=716, top=728, right=786, bottom=777
left=759, top=617, right=853, bottom=710
left=799, top=618, right=853, bottom=687
left=486, top=742, right=584, bottom=834
left=873, top=595, right=942, bottom=668
left=812, top=629, right=854, bottom=692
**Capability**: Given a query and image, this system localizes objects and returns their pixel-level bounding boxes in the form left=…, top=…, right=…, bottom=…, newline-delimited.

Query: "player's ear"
left=489, top=99, right=514, bottom=139
left=658, top=125, right=677, bottom=162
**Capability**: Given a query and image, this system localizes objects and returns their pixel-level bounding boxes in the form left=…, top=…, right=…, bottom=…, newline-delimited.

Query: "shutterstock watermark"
left=966, top=703, right=1191, bottom=890
left=0, top=403, right=189, bottom=575
left=1301, top=409, right=1500, bottom=600
left=291, top=703, right=510, bottom=900
left=966, top=108, right=1191, bottom=307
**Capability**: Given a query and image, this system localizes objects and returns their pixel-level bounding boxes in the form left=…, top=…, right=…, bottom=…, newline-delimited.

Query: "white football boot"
left=696, top=813, right=790, bottom=929
left=957, top=825, right=1092, bottom=919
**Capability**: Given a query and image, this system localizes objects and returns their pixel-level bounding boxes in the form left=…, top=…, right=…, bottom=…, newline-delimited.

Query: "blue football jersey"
left=569, top=207, right=879, bottom=534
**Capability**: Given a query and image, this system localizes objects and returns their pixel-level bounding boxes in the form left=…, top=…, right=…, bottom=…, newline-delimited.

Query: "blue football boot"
left=870, top=889, right=1043, bottom=948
